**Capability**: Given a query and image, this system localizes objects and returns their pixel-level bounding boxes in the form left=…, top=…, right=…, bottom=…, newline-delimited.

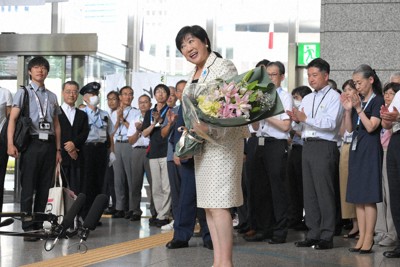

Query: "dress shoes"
left=166, top=239, right=189, bottom=249
left=244, top=232, right=270, bottom=242
left=348, top=247, right=361, bottom=253
left=203, top=240, right=214, bottom=250
left=124, top=211, right=133, bottom=219
left=237, top=227, right=250, bottom=234
left=156, top=219, right=169, bottom=227
left=359, top=241, right=374, bottom=254
left=130, top=214, right=141, bottom=221
left=103, top=207, right=116, bottom=215
left=295, top=239, right=319, bottom=247
left=268, top=236, right=286, bottom=244
left=112, top=210, right=125, bottom=219
left=313, top=239, right=333, bottom=250
left=244, top=229, right=256, bottom=237
left=383, top=248, right=400, bottom=258
left=343, top=230, right=359, bottom=239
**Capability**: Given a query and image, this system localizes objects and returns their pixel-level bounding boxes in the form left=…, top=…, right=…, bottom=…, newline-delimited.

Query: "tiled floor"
left=1, top=200, right=400, bottom=267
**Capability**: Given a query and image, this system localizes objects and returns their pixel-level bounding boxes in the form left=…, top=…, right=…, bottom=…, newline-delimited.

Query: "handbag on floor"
left=44, top=164, right=65, bottom=229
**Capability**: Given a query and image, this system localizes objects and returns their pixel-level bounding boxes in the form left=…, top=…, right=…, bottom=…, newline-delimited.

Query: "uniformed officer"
left=80, top=82, right=114, bottom=221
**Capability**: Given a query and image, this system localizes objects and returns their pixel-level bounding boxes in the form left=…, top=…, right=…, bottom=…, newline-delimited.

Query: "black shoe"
left=124, top=211, right=133, bottom=219
left=244, top=232, right=271, bottom=242
left=237, top=227, right=250, bottom=234
left=203, top=240, right=213, bottom=250
left=149, top=218, right=159, bottom=226
left=383, top=248, right=400, bottom=258
left=130, top=214, right=141, bottom=221
left=313, top=239, right=333, bottom=250
left=156, top=219, right=169, bottom=227
left=192, top=231, right=202, bottom=237
left=112, top=210, right=125, bottom=219
left=295, top=239, right=319, bottom=247
left=166, top=239, right=189, bottom=249
left=268, top=236, right=286, bottom=244
left=348, top=247, right=361, bottom=252
left=359, top=241, right=374, bottom=254
left=103, top=207, right=116, bottom=215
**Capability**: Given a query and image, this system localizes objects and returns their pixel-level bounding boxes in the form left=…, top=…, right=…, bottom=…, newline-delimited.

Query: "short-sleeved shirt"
left=0, top=87, right=12, bottom=132
left=12, top=84, right=60, bottom=135
left=111, top=106, right=139, bottom=142
left=141, top=103, right=169, bottom=159
left=127, top=111, right=150, bottom=148
left=82, top=106, right=113, bottom=143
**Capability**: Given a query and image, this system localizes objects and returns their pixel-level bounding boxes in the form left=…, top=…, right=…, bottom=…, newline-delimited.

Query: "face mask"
left=294, top=99, right=301, bottom=108
left=89, top=95, right=100, bottom=106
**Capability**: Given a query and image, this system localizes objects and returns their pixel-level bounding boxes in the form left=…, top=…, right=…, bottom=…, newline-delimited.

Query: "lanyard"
left=356, top=93, right=376, bottom=126
left=311, top=88, right=331, bottom=118
left=31, top=86, right=48, bottom=121
left=151, top=105, right=169, bottom=123
left=85, top=107, right=103, bottom=128
left=117, top=107, right=132, bottom=136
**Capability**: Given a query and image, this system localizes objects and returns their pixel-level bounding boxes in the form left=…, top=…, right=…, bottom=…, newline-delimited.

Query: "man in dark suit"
left=59, top=81, right=89, bottom=195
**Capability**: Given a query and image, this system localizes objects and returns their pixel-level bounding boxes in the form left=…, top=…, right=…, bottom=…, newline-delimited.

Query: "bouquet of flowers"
left=175, top=66, right=284, bottom=157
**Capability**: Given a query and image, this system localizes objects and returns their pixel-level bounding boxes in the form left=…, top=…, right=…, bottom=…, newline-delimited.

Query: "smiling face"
left=62, top=83, right=79, bottom=106
left=179, top=34, right=210, bottom=68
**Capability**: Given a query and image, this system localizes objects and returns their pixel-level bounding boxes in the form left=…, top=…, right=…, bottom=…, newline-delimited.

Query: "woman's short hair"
left=175, top=25, right=211, bottom=53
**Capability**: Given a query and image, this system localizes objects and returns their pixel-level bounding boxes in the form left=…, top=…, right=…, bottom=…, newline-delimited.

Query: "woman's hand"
left=340, top=93, right=353, bottom=111
left=351, top=93, right=362, bottom=112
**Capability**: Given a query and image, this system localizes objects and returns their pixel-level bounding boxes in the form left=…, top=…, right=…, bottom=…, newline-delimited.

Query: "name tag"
left=99, top=129, right=107, bottom=138
left=39, top=132, right=49, bottom=140
left=304, top=125, right=317, bottom=138
left=258, top=137, right=265, bottom=146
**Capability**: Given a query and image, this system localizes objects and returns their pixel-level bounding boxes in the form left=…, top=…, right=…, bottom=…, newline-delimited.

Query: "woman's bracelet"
left=357, top=109, right=363, bottom=115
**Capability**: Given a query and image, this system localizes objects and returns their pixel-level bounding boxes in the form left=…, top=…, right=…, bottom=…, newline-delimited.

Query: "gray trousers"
left=149, top=157, right=171, bottom=220
left=113, top=142, right=135, bottom=212
left=302, top=140, right=339, bottom=241
left=130, top=147, right=151, bottom=216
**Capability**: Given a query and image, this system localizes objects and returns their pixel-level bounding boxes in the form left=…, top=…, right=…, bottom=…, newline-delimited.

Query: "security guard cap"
left=80, top=82, right=101, bottom=95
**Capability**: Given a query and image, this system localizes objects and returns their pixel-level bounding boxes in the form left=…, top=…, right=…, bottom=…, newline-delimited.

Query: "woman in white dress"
left=175, top=25, right=248, bottom=267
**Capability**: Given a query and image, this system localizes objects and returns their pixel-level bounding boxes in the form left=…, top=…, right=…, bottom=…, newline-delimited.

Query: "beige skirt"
left=339, top=143, right=356, bottom=219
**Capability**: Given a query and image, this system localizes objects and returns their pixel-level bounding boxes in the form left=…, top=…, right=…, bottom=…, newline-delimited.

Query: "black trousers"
left=0, top=135, right=9, bottom=213
left=81, top=143, right=108, bottom=219
left=244, top=136, right=259, bottom=230
left=387, top=133, right=400, bottom=247
left=257, top=138, right=289, bottom=239
left=286, top=145, right=304, bottom=225
left=20, top=138, right=56, bottom=230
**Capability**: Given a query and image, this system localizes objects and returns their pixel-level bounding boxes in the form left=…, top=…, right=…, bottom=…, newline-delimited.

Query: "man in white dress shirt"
left=287, top=58, right=343, bottom=250
left=111, top=86, right=140, bottom=219
left=245, top=61, right=292, bottom=244
left=127, top=94, right=154, bottom=221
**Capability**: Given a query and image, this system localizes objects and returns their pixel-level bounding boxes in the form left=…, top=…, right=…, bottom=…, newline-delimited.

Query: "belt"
left=31, top=135, right=55, bottom=142
left=116, top=140, right=129, bottom=143
left=303, top=137, right=324, bottom=142
left=85, top=142, right=106, bottom=146
left=133, top=146, right=148, bottom=149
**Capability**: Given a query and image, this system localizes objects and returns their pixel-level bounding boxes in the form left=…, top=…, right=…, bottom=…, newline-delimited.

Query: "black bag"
left=0, top=86, right=32, bottom=152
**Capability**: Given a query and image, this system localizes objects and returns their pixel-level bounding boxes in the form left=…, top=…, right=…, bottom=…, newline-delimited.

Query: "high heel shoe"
left=343, top=230, right=359, bottom=239
left=359, top=241, right=374, bottom=254
left=348, top=247, right=361, bottom=252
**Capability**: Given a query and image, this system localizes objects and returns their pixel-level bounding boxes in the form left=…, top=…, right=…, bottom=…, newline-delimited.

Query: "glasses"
left=384, top=92, right=396, bottom=96
left=64, top=90, right=78, bottom=95
left=267, top=73, right=280, bottom=77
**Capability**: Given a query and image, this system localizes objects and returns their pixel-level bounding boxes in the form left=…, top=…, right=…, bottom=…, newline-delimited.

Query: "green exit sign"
left=297, top=43, right=320, bottom=66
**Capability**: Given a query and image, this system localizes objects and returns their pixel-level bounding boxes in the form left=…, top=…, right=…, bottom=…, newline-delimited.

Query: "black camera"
left=39, top=122, right=51, bottom=130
